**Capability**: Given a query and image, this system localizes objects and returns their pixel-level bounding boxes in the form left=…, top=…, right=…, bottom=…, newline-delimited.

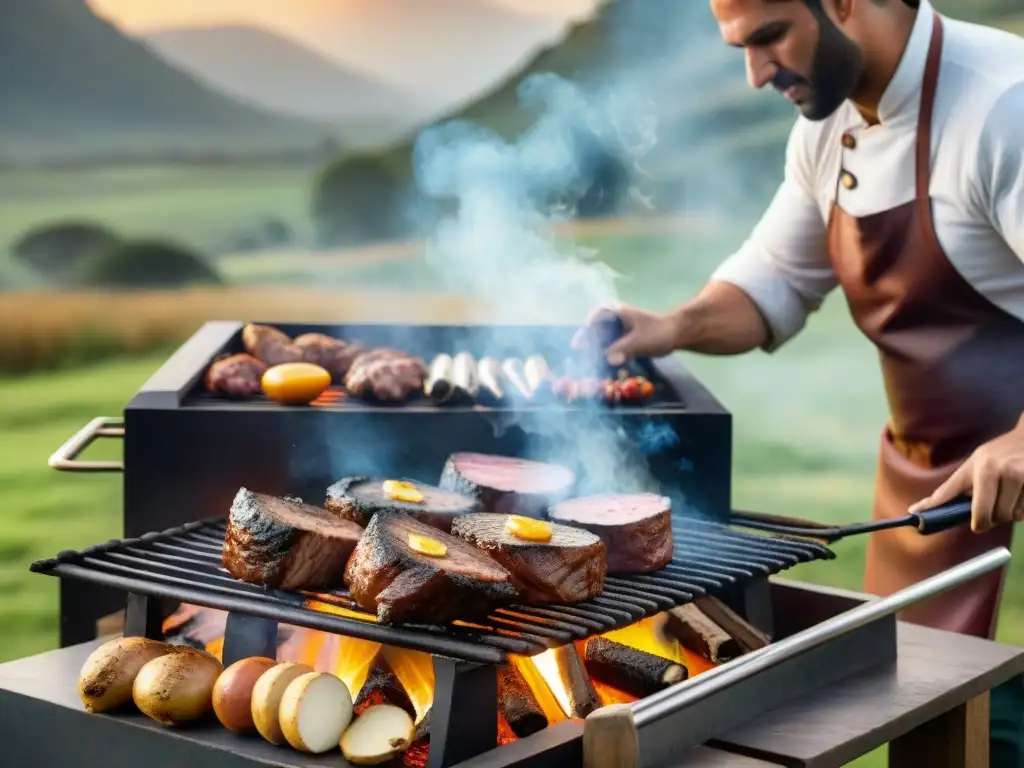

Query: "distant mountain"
left=0, top=0, right=330, bottom=161
left=294, top=0, right=573, bottom=119
left=141, top=26, right=423, bottom=145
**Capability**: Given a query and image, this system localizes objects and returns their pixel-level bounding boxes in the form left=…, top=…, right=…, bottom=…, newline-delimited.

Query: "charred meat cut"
left=345, top=348, right=428, bottom=403
left=439, top=452, right=575, bottom=518
left=451, top=514, right=606, bottom=605
left=294, top=333, right=363, bottom=381
left=242, top=323, right=304, bottom=366
left=344, top=512, right=518, bottom=625
left=548, top=493, right=673, bottom=574
left=222, top=488, right=363, bottom=590
left=325, top=477, right=481, bottom=533
left=204, top=354, right=267, bottom=397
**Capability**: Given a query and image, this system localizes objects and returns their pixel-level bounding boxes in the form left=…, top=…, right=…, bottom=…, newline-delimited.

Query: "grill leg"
left=123, top=593, right=165, bottom=639
left=222, top=612, right=278, bottom=667
left=739, top=577, right=774, bottom=638
left=427, top=657, right=498, bottom=768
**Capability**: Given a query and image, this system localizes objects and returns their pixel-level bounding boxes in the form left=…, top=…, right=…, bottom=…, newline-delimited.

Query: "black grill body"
left=123, top=321, right=732, bottom=537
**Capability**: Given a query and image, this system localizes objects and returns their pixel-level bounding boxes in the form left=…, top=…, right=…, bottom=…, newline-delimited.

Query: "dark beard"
left=772, top=10, right=864, bottom=121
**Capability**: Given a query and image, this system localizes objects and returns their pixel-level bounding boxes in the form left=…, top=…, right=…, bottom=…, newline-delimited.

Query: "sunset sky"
left=87, top=0, right=602, bottom=32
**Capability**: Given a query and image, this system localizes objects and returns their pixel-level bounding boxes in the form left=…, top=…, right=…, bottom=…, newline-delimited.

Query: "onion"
left=132, top=647, right=223, bottom=726
left=212, top=656, right=278, bottom=733
left=250, top=662, right=314, bottom=745
left=78, top=636, right=173, bottom=713
left=279, top=671, right=353, bottom=753
left=341, top=704, right=416, bottom=765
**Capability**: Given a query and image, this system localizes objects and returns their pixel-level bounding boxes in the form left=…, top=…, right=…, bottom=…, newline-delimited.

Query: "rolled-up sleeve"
left=973, top=82, right=1024, bottom=263
left=710, top=120, right=836, bottom=351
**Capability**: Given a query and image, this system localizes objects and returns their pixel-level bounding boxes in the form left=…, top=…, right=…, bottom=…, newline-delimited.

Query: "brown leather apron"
left=827, top=12, right=1024, bottom=639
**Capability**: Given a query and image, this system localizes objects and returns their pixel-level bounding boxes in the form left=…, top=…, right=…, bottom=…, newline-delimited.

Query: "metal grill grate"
left=31, top=517, right=833, bottom=664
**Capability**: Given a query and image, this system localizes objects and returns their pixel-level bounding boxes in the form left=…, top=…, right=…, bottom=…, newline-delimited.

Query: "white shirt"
left=711, top=0, right=1024, bottom=351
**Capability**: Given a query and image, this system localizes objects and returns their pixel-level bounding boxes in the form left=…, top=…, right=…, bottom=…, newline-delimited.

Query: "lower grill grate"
left=31, top=517, right=833, bottom=664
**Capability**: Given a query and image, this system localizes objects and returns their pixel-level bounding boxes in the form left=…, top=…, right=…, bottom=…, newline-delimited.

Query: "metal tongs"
left=729, top=496, right=973, bottom=543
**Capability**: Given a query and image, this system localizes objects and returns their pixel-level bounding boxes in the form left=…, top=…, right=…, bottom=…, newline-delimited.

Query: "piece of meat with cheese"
left=451, top=514, right=606, bottom=605
left=325, top=477, right=481, bottom=533
left=204, top=354, right=266, bottom=397
left=294, top=333, right=364, bottom=381
left=439, top=452, right=575, bottom=518
left=548, top=493, right=673, bottom=574
left=344, top=512, right=518, bottom=625
left=345, top=349, right=428, bottom=403
left=242, top=323, right=304, bottom=366
left=222, top=488, right=363, bottom=590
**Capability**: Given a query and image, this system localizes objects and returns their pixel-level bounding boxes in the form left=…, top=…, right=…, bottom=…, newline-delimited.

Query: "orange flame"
left=162, top=602, right=723, bottom=749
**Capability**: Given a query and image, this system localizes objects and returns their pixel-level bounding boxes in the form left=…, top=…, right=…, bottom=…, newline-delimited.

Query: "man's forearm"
left=667, top=281, right=771, bottom=355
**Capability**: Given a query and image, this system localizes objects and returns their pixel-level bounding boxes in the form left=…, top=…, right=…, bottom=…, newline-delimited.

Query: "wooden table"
left=675, top=621, right=1024, bottom=768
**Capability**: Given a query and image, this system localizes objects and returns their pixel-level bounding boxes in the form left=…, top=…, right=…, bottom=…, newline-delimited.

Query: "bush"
left=78, top=239, right=223, bottom=288
left=12, top=220, right=121, bottom=283
left=311, top=152, right=412, bottom=248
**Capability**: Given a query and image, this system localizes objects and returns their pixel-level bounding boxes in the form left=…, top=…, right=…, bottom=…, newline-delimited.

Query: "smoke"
left=411, top=73, right=656, bottom=324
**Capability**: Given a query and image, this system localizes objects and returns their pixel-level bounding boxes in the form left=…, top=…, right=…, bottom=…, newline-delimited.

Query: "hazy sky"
left=88, top=0, right=602, bottom=32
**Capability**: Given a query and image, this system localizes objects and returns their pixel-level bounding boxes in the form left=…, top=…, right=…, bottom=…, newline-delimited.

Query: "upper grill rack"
left=31, top=517, right=833, bottom=664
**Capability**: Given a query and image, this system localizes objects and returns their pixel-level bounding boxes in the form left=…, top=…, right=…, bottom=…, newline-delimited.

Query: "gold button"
left=841, top=171, right=857, bottom=190
left=842, top=133, right=856, bottom=149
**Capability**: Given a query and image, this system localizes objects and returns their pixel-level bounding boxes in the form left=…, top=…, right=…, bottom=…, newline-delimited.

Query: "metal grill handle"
left=631, top=546, right=1011, bottom=726
left=48, top=416, right=124, bottom=472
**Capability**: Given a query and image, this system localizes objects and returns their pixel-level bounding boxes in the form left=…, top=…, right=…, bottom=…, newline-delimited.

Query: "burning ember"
left=162, top=601, right=730, bottom=764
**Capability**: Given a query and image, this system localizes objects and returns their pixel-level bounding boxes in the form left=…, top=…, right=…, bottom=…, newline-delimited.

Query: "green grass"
left=0, top=163, right=318, bottom=261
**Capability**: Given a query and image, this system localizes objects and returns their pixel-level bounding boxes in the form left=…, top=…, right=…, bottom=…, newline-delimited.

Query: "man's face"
left=710, top=0, right=864, bottom=120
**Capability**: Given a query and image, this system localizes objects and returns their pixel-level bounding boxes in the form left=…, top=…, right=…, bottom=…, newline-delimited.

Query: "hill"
left=141, top=26, right=421, bottom=146
left=0, top=0, right=330, bottom=162
left=316, top=0, right=1024, bottom=239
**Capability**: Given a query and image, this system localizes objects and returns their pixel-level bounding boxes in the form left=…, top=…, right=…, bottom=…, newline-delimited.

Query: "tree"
left=12, top=220, right=121, bottom=283
left=78, top=239, right=223, bottom=288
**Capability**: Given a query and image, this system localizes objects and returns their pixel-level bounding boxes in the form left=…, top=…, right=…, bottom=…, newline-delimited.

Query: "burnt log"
left=497, top=664, right=547, bottom=737
left=355, top=655, right=415, bottom=717
left=694, top=596, right=771, bottom=652
left=664, top=603, right=741, bottom=663
left=583, top=638, right=687, bottom=698
left=551, top=644, right=601, bottom=718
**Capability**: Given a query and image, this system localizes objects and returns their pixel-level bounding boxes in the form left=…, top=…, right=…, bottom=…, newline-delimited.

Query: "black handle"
left=911, top=496, right=972, bottom=535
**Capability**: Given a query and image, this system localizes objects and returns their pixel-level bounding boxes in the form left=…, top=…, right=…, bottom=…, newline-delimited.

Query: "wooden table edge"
left=703, top=627, right=1024, bottom=768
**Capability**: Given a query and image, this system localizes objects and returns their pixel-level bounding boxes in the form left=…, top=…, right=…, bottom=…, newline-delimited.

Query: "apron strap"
left=915, top=13, right=944, bottom=209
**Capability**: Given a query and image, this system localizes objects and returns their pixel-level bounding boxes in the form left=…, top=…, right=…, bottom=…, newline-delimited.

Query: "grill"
left=9, top=320, right=1003, bottom=768
left=31, top=515, right=834, bottom=664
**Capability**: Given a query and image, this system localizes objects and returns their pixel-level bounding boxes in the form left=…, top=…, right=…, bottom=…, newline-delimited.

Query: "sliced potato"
left=78, top=636, right=173, bottom=713
left=212, top=656, right=278, bottom=733
left=341, top=704, right=416, bottom=765
left=133, top=648, right=223, bottom=726
left=250, top=662, right=314, bottom=745
left=279, top=671, right=353, bottom=754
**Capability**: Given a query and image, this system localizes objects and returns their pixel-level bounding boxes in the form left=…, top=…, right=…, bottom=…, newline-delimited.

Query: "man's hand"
left=908, top=415, right=1024, bottom=533
left=570, top=306, right=683, bottom=366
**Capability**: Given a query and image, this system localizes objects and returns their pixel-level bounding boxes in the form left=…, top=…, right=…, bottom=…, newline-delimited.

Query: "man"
left=576, top=0, right=1024, bottom=761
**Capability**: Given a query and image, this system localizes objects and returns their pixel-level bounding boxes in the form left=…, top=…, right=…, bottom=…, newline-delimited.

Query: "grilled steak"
left=294, top=333, right=364, bottom=381
left=204, top=353, right=266, bottom=397
left=345, top=348, right=428, bottom=403
left=325, top=477, right=482, bottom=533
left=439, top=452, right=575, bottom=518
left=223, top=488, right=363, bottom=590
left=548, top=493, right=673, bottom=573
left=344, top=512, right=518, bottom=625
left=451, top=514, right=606, bottom=604
left=242, top=323, right=304, bottom=366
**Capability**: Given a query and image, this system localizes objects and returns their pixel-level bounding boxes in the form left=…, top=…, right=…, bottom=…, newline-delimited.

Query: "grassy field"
left=0, top=162, right=318, bottom=263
